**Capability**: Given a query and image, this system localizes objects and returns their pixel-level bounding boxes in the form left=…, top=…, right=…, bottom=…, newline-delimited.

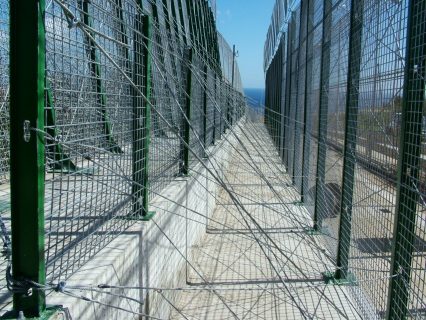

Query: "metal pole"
left=300, top=0, right=311, bottom=202
left=231, top=45, right=236, bottom=88
left=9, top=0, right=46, bottom=316
left=203, top=64, right=208, bottom=154
left=313, top=0, right=332, bottom=231
left=133, top=14, right=152, bottom=217
left=335, top=0, right=364, bottom=280
left=386, top=0, right=426, bottom=318
left=182, top=47, right=193, bottom=175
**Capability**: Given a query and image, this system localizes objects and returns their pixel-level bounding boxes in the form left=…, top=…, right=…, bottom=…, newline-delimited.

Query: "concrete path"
left=171, top=123, right=361, bottom=319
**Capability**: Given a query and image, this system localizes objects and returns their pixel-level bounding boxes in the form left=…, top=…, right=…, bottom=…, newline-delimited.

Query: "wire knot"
left=55, top=281, right=67, bottom=293
left=6, top=265, right=35, bottom=296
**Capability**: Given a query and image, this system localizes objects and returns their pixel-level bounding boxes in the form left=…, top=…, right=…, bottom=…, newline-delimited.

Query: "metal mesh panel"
left=287, top=8, right=301, bottom=180
left=264, top=41, right=284, bottom=153
left=43, top=0, right=141, bottom=281
left=214, top=76, right=222, bottom=142
left=302, top=0, right=323, bottom=216
left=282, top=32, right=292, bottom=169
left=149, top=5, right=183, bottom=195
left=341, top=1, right=409, bottom=317
left=293, top=0, right=308, bottom=194
left=205, top=68, right=215, bottom=146
left=315, top=0, right=351, bottom=258
left=388, top=0, right=426, bottom=318
left=189, top=54, right=205, bottom=164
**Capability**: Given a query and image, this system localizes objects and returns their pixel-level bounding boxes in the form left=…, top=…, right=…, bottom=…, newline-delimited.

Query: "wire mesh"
left=0, top=0, right=245, bottom=287
left=302, top=0, right=323, bottom=217
left=149, top=5, right=183, bottom=194
left=288, top=7, right=301, bottom=182
left=316, top=0, right=350, bottom=258
left=389, top=0, right=426, bottom=318
left=43, top=0, right=141, bottom=281
left=341, top=0, right=408, bottom=317
left=265, top=0, right=426, bottom=318
left=293, top=0, right=308, bottom=194
left=189, top=54, right=206, bottom=163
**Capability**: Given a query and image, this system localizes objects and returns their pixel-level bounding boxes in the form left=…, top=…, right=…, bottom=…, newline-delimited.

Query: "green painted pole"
left=141, top=15, right=153, bottom=215
left=335, top=0, right=364, bottom=280
left=291, top=10, right=304, bottom=186
left=132, top=12, right=144, bottom=216
left=313, top=0, right=332, bottom=231
left=203, top=64, right=208, bottom=154
left=283, top=26, right=294, bottom=169
left=81, top=0, right=122, bottom=154
left=386, top=0, right=426, bottom=318
left=212, top=73, right=217, bottom=144
left=9, top=0, right=46, bottom=316
left=182, top=47, right=193, bottom=175
left=300, top=0, right=312, bottom=202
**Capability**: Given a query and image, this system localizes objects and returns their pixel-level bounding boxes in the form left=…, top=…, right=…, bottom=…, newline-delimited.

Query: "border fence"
left=265, top=0, right=426, bottom=319
left=0, top=0, right=245, bottom=317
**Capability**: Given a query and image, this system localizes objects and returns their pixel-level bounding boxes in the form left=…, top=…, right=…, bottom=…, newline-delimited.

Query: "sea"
left=244, top=88, right=265, bottom=112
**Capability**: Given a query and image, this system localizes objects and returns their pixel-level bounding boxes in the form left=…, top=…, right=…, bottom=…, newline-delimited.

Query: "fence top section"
left=264, top=0, right=300, bottom=72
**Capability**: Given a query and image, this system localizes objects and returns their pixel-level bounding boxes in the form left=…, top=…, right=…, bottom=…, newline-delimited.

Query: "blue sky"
left=215, top=0, right=276, bottom=89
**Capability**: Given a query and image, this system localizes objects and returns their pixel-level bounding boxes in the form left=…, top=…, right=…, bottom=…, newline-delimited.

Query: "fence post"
left=182, top=47, right=193, bottom=175
left=133, top=13, right=152, bottom=217
left=279, top=34, right=287, bottom=162
left=300, top=0, right=311, bottom=201
left=203, top=64, right=208, bottom=155
left=386, top=0, right=426, bottom=318
left=335, top=0, right=364, bottom=280
left=9, top=0, right=47, bottom=316
left=313, top=0, right=332, bottom=231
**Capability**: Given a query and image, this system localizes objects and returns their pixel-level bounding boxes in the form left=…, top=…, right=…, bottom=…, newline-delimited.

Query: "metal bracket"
left=23, top=121, right=31, bottom=143
left=118, top=211, right=156, bottom=222
left=322, top=271, right=357, bottom=286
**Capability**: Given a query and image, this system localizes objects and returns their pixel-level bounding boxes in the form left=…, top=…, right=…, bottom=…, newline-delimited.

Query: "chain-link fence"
left=265, top=0, right=426, bottom=318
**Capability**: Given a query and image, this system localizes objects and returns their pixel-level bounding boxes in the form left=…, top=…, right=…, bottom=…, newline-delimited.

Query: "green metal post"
left=9, top=0, right=46, bottom=316
left=386, top=0, right=426, bottom=318
left=300, top=0, right=311, bottom=202
left=132, top=12, right=144, bottom=216
left=335, top=0, right=364, bottom=280
left=291, top=10, right=303, bottom=185
left=313, top=0, right=332, bottom=231
left=279, top=35, right=286, bottom=161
left=182, top=47, right=193, bottom=175
left=203, top=64, right=208, bottom=154
left=212, top=73, right=217, bottom=144
left=139, top=15, right=153, bottom=217
left=283, top=26, right=294, bottom=169
left=81, top=0, right=122, bottom=154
